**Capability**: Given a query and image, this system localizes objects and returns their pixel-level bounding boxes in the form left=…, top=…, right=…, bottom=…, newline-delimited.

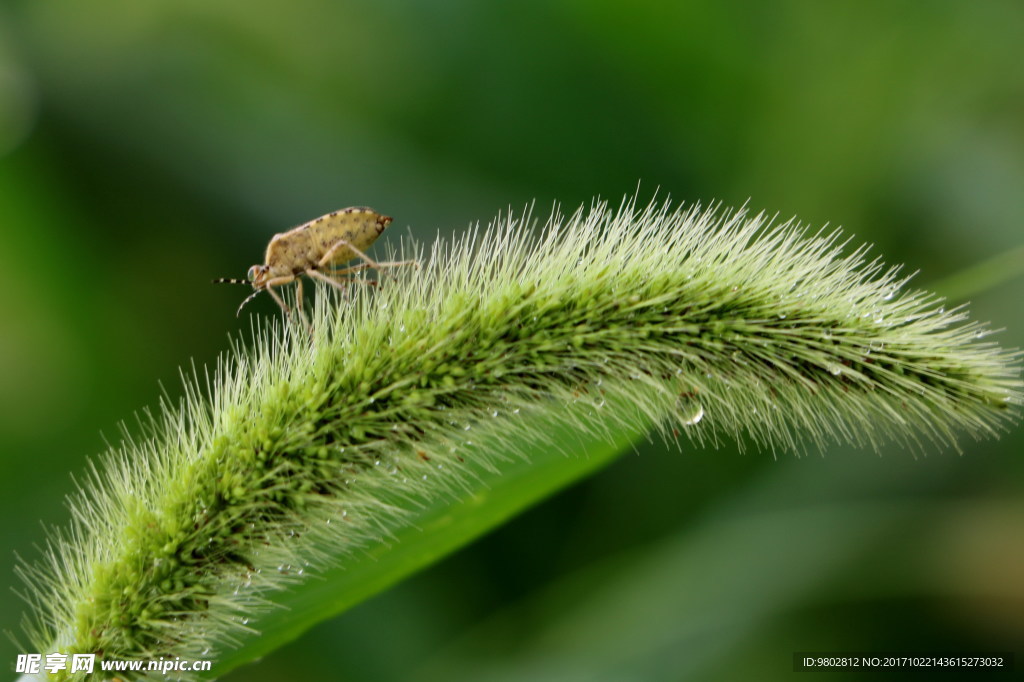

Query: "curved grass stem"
left=16, top=196, right=1022, bottom=680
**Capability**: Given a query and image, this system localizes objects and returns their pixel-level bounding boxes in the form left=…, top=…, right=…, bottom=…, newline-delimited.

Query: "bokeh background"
left=2, top=1, right=1022, bottom=680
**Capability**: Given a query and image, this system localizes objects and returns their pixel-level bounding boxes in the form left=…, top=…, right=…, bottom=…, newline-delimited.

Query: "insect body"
left=214, top=207, right=414, bottom=317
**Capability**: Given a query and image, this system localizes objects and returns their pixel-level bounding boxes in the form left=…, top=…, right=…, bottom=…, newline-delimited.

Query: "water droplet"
left=682, top=404, right=705, bottom=426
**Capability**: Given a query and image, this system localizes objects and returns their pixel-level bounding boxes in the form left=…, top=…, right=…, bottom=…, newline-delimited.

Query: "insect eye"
left=247, top=266, right=261, bottom=282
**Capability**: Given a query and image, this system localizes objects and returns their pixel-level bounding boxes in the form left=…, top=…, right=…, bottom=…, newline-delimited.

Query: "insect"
left=214, top=207, right=415, bottom=317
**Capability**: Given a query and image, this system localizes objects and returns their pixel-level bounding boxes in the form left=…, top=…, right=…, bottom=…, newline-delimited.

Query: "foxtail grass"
left=15, top=196, right=1021, bottom=680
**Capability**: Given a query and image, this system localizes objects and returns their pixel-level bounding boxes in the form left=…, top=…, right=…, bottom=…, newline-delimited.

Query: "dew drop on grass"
left=681, top=404, right=705, bottom=426
left=677, top=391, right=705, bottom=426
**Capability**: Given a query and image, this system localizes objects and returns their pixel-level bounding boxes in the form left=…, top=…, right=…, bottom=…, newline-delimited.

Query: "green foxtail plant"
left=15, top=196, right=1022, bottom=680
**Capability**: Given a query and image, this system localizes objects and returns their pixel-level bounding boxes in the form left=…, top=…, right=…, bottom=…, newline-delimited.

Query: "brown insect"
left=214, top=207, right=415, bottom=317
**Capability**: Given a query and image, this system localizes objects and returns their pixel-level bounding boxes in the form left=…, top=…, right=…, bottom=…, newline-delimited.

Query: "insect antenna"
left=236, top=289, right=263, bottom=317
left=212, top=277, right=250, bottom=285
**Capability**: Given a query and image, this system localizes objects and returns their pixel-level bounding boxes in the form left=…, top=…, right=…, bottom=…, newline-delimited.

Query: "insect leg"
left=362, top=258, right=419, bottom=271
left=318, top=240, right=418, bottom=277
left=306, top=268, right=350, bottom=291
left=323, top=264, right=382, bottom=287
left=262, top=275, right=297, bottom=317
left=265, top=287, right=290, bottom=316
left=326, top=263, right=375, bottom=277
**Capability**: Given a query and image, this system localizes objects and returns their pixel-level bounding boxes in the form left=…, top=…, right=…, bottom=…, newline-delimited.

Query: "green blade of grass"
left=929, top=243, right=1024, bottom=302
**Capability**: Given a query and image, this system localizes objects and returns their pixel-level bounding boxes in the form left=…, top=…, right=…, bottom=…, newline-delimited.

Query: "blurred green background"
left=2, top=1, right=1022, bottom=680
